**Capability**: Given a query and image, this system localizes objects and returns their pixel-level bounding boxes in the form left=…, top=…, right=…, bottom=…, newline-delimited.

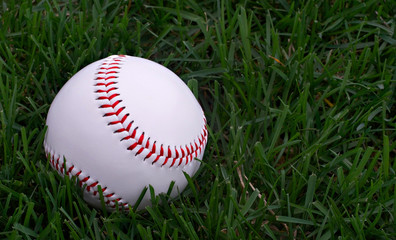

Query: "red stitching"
left=67, top=166, right=73, bottom=176
left=55, top=157, right=59, bottom=171
left=127, top=142, right=138, bottom=151
left=100, top=100, right=122, bottom=109
left=144, top=152, right=153, bottom=160
left=167, top=146, right=172, bottom=158
left=114, top=128, right=127, bottom=133
left=97, top=93, right=119, bottom=100
left=96, top=87, right=118, bottom=93
left=162, top=158, right=169, bottom=166
left=100, top=66, right=120, bottom=70
left=152, top=155, right=160, bottom=164
left=87, top=181, right=98, bottom=191
left=131, top=127, right=138, bottom=138
left=126, top=121, right=133, bottom=131
left=186, top=145, right=191, bottom=156
left=94, top=56, right=207, bottom=167
left=109, top=114, right=129, bottom=126
left=138, top=133, right=144, bottom=145
left=160, top=145, right=164, bottom=156
left=95, top=81, right=117, bottom=87
left=181, top=147, right=186, bottom=158
left=97, top=70, right=119, bottom=75
left=175, top=148, right=179, bottom=158
left=136, top=147, right=144, bottom=155
left=170, top=158, right=176, bottom=167
left=96, top=76, right=118, bottom=80
left=103, top=107, right=125, bottom=117
left=45, top=151, right=131, bottom=211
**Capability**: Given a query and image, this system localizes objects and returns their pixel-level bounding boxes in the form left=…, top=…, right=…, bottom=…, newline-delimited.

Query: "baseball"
left=44, top=55, right=208, bottom=211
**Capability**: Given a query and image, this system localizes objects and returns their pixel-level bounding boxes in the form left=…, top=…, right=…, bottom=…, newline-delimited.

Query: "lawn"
left=0, top=0, right=395, bottom=239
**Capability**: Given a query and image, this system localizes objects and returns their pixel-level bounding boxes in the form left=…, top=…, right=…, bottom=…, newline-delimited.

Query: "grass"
left=0, top=0, right=395, bottom=239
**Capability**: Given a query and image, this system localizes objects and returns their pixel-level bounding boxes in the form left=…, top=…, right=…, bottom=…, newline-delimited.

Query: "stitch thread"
left=95, top=55, right=208, bottom=167
left=45, top=149, right=130, bottom=210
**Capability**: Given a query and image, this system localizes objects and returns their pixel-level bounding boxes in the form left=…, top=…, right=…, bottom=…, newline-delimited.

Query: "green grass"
left=0, top=0, right=395, bottom=239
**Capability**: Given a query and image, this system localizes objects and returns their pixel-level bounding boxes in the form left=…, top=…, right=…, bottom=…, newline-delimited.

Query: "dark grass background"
left=0, top=0, right=395, bottom=239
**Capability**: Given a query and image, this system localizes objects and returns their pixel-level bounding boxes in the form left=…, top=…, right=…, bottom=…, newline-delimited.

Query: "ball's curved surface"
left=44, top=55, right=207, bottom=211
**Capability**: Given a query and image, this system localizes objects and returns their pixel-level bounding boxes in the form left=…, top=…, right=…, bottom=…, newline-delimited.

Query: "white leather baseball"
left=44, top=55, right=207, bottom=211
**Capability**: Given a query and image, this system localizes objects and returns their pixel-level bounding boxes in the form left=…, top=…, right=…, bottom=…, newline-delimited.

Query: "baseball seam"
left=94, top=55, right=208, bottom=168
left=44, top=146, right=130, bottom=210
